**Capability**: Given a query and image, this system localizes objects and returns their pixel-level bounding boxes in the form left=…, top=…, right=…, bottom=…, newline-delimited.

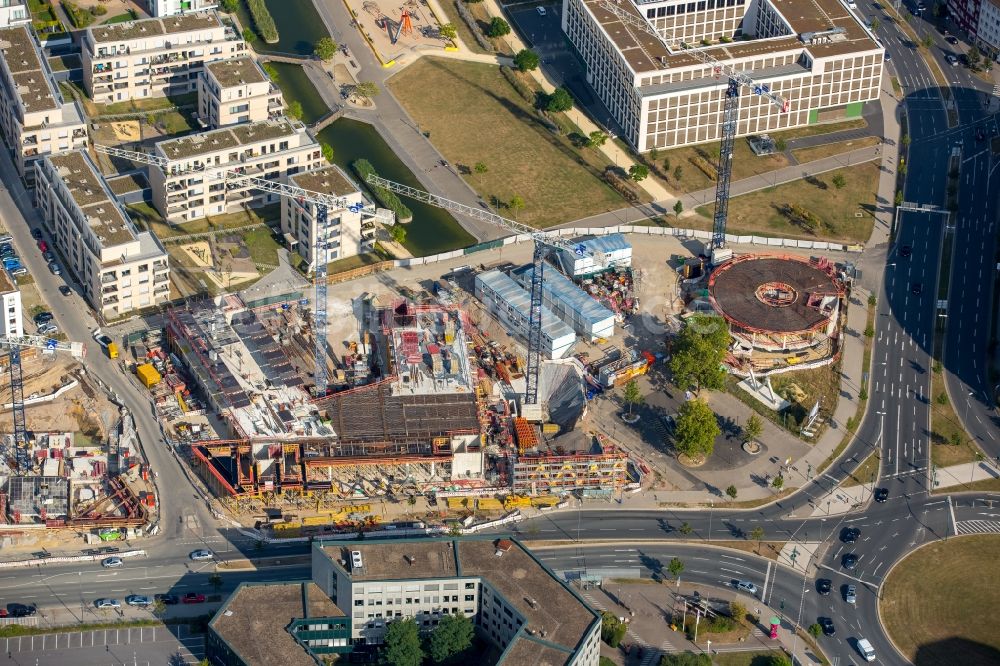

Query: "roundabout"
left=880, top=535, right=1000, bottom=666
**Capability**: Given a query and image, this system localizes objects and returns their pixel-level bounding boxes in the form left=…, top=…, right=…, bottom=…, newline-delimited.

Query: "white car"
left=189, top=549, right=213, bottom=561
left=101, top=556, right=123, bottom=568
left=125, top=595, right=153, bottom=607
left=736, top=581, right=758, bottom=595
left=94, top=598, right=121, bottom=609
left=536, top=5, right=547, bottom=14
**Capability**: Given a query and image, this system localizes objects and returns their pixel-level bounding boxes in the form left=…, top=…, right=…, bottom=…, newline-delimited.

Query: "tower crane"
left=599, top=0, right=789, bottom=255
left=93, top=144, right=394, bottom=397
left=0, top=335, right=85, bottom=472
left=365, top=174, right=600, bottom=410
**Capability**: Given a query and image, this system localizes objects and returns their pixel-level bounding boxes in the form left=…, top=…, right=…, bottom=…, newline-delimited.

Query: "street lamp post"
left=708, top=501, right=713, bottom=542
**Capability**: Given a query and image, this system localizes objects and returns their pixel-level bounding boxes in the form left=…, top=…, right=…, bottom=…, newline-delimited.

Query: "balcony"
left=167, top=194, right=187, bottom=205
left=152, top=260, right=168, bottom=271
left=267, top=99, right=282, bottom=111
left=101, top=273, right=117, bottom=284
left=73, top=129, right=86, bottom=139
left=22, top=136, right=37, bottom=146
left=154, top=284, right=170, bottom=295
left=102, top=295, right=119, bottom=305
left=93, top=63, right=112, bottom=74
left=154, top=273, right=169, bottom=284
left=102, top=285, right=118, bottom=295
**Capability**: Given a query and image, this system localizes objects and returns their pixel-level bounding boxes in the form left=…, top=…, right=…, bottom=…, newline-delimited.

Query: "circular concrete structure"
left=708, top=255, right=844, bottom=336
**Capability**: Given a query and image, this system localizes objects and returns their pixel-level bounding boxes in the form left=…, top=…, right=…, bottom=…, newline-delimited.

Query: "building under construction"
left=511, top=430, right=628, bottom=497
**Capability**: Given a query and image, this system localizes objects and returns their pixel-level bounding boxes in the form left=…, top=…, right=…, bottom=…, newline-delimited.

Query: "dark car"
left=874, top=487, right=889, bottom=502
left=182, top=593, right=206, bottom=604
left=899, top=244, right=912, bottom=257
left=58, top=285, right=71, bottom=296
left=155, top=594, right=179, bottom=605
left=842, top=553, right=859, bottom=570
left=946, top=35, right=959, bottom=44
left=911, top=282, right=923, bottom=295
left=100, top=546, right=120, bottom=554
left=817, top=578, right=832, bottom=595
left=7, top=603, right=36, bottom=618
left=33, top=312, right=53, bottom=325
left=841, top=527, right=861, bottom=543
left=819, top=617, right=836, bottom=636
left=30, top=228, right=42, bottom=240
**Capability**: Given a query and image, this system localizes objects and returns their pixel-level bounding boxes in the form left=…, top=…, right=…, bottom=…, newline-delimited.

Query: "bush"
left=62, top=1, right=94, bottom=28
left=513, top=49, right=540, bottom=72
left=286, top=100, right=303, bottom=120
left=351, top=159, right=414, bottom=223
left=486, top=16, right=511, bottom=38
left=262, top=63, right=279, bottom=82
left=321, top=143, right=334, bottom=163
left=600, top=613, right=627, bottom=648
left=246, top=0, right=279, bottom=42
left=90, top=4, right=107, bottom=16
left=221, top=0, right=240, bottom=11
left=545, top=86, right=574, bottom=113
left=500, top=66, right=534, bottom=104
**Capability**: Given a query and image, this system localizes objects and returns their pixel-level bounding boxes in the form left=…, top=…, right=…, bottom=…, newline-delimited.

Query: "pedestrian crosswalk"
left=579, top=590, right=605, bottom=611
left=956, top=520, right=1000, bottom=534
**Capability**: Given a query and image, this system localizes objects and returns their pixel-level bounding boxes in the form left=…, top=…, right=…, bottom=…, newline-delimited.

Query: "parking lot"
left=2, top=624, right=205, bottom=665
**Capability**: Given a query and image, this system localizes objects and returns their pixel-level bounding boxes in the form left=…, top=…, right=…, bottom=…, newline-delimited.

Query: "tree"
left=669, top=314, right=729, bottom=392
left=729, top=600, right=747, bottom=625
left=660, top=654, right=711, bottom=666
left=673, top=165, right=683, bottom=181
left=287, top=100, right=303, bottom=120
left=667, top=556, right=685, bottom=582
left=600, top=613, right=628, bottom=647
left=831, top=173, right=846, bottom=189
left=894, top=189, right=904, bottom=206
left=389, top=224, right=407, bottom=244
left=262, top=62, right=279, bottom=82
left=749, top=526, right=764, bottom=554
left=870, top=16, right=880, bottom=31
left=663, top=156, right=671, bottom=172
left=673, top=200, right=684, bottom=217
left=545, top=87, right=574, bottom=112
left=679, top=521, right=693, bottom=535
left=774, top=137, right=787, bottom=152
left=772, top=475, right=784, bottom=491
left=864, top=323, right=875, bottom=337
left=513, top=48, right=540, bottom=72
left=968, top=45, right=982, bottom=69
left=587, top=130, right=608, bottom=148
left=901, top=133, right=911, bottom=148
left=383, top=619, right=423, bottom=666
left=486, top=16, right=511, bottom=38
left=673, top=398, right=721, bottom=459
left=743, top=413, right=763, bottom=443
left=726, top=485, right=738, bottom=501
left=767, top=656, right=793, bottom=666
left=629, top=164, right=649, bottom=182
left=152, top=599, right=167, bottom=617
left=920, top=34, right=933, bottom=49
left=354, top=81, right=380, bottom=98
left=428, top=613, right=474, bottom=663
left=220, top=0, right=239, bottom=11
left=439, top=23, right=458, bottom=40
left=321, top=142, right=334, bottom=163
left=622, top=378, right=644, bottom=416
left=508, top=195, right=525, bottom=220
left=474, top=161, right=488, bottom=185
left=208, top=573, right=223, bottom=593
left=808, top=623, right=823, bottom=637
left=314, top=37, right=338, bottom=61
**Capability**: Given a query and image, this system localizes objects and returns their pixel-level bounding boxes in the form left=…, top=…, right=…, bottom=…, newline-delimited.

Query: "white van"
left=351, top=550, right=364, bottom=570
left=856, top=637, right=876, bottom=662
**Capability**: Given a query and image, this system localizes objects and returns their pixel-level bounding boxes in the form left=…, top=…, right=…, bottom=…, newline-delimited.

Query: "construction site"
left=0, top=343, right=153, bottom=536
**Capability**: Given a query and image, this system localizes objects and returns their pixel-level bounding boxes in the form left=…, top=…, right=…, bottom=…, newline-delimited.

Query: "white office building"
left=563, top=0, right=884, bottom=151
left=475, top=269, right=576, bottom=359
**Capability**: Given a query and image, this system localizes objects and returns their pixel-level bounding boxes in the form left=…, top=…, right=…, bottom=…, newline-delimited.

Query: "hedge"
left=351, top=159, right=413, bottom=223
left=244, top=0, right=278, bottom=43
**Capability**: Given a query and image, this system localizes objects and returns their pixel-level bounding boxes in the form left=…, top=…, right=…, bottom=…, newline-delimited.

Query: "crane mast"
left=599, top=0, right=789, bottom=253
left=366, top=175, right=595, bottom=408
left=93, top=144, right=394, bottom=397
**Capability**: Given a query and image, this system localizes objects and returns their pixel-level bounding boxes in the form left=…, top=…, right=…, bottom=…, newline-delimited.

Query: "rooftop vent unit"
left=800, top=27, right=847, bottom=44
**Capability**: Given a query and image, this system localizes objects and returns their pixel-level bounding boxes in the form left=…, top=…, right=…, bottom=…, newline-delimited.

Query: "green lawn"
left=711, top=651, right=792, bottom=666
left=841, top=452, right=879, bottom=488
left=97, top=92, right=197, bottom=116
left=104, top=11, right=137, bottom=24
left=881, top=536, right=1000, bottom=665
left=154, top=110, right=195, bottom=135
left=126, top=203, right=279, bottom=239
left=240, top=227, right=281, bottom=266
left=930, top=373, right=981, bottom=468
left=693, top=161, right=879, bottom=244
left=389, top=58, right=625, bottom=228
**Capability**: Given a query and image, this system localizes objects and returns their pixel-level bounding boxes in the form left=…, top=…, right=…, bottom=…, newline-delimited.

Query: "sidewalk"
left=933, top=459, right=1000, bottom=490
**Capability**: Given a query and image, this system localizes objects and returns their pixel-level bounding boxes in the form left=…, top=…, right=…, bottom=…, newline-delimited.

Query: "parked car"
left=33, top=312, right=53, bottom=325
left=58, top=285, right=71, bottom=296
left=842, top=553, right=859, bottom=570
left=7, top=603, right=36, bottom=617
left=874, top=487, right=889, bottom=503
left=102, top=556, right=123, bottom=568
left=9, top=267, right=27, bottom=277
left=817, top=578, right=832, bottom=595
left=94, top=598, right=121, bottom=609
left=37, top=240, right=47, bottom=253
left=37, top=323, right=58, bottom=336
left=125, top=595, right=153, bottom=607
left=182, top=593, right=206, bottom=604
left=846, top=584, right=857, bottom=604
left=48, top=262, right=61, bottom=275
left=30, top=228, right=42, bottom=240
left=189, top=549, right=213, bottom=561
left=42, top=251, right=54, bottom=262
left=154, top=594, right=179, bottom=605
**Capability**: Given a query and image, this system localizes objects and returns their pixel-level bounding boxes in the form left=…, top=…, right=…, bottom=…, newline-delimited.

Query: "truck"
left=855, top=637, right=876, bottom=662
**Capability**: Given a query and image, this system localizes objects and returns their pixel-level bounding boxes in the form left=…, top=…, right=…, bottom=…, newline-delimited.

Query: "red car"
left=182, top=593, right=205, bottom=604
left=37, top=240, right=47, bottom=253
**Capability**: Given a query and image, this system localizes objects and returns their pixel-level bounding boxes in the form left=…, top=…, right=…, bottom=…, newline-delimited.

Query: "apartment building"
left=198, top=56, right=284, bottom=128
left=950, top=0, right=1000, bottom=57
left=34, top=151, right=170, bottom=319
left=563, top=0, right=884, bottom=151
left=147, top=117, right=323, bottom=223
left=0, top=25, right=87, bottom=182
left=0, top=1, right=29, bottom=29
left=280, top=165, right=376, bottom=270
left=82, top=10, right=245, bottom=104
left=208, top=538, right=603, bottom=664
left=148, top=0, right=217, bottom=17
left=0, top=270, right=23, bottom=337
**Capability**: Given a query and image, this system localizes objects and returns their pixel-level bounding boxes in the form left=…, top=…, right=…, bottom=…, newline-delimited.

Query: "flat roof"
left=211, top=581, right=343, bottom=666
left=583, top=0, right=880, bottom=77
left=501, top=637, right=571, bottom=666
left=322, top=541, right=459, bottom=582
left=0, top=25, right=59, bottom=113
left=477, top=270, right=575, bottom=343
left=46, top=151, right=136, bottom=247
left=155, top=117, right=302, bottom=161
left=90, top=11, right=223, bottom=44
left=708, top=255, right=843, bottom=333
left=288, top=164, right=359, bottom=198
left=513, top=265, right=615, bottom=328
left=205, top=56, right=266, bottom=88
